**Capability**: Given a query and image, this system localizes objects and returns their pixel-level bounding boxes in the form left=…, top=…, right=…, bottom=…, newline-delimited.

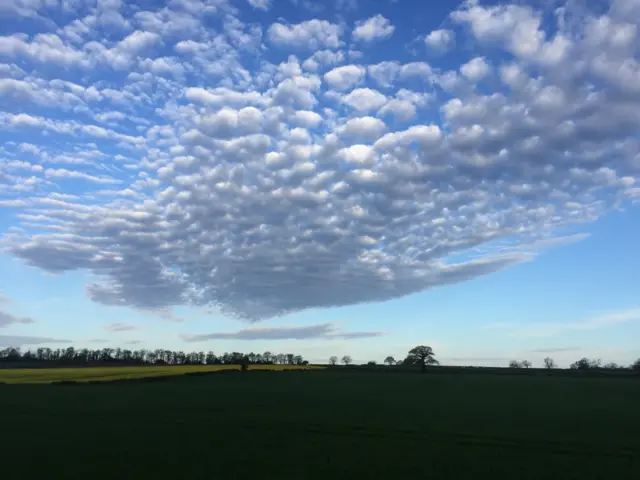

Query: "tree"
left=570, top=358, right=601, bottom=370
left=384, top=356, right=396, bottom=366
left=367, top=360, right=377, bottom=366
left=543, top=357, right=556, bottom=369
left=631, top=358, right=640, bottom=373
left=406, top=345, right=438, bottom=373
left=329, top=356, right=338, bottom=366
left=521, top=360, right=532, bottom=369
left=509, top=360, right=521, bottom=368
left=341, top=355, right=352, bottom=365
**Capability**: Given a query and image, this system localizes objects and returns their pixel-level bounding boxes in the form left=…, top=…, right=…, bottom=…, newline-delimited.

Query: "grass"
left=0, top=364, right=321, bottom=384
left=1, top=371, right=639, bottom=479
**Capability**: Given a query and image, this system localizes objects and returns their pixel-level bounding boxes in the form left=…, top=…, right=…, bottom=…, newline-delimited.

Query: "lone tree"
left=543, top=357, right=556, bottom=369
left=384, top=356, right=396, bottom=366
left=509, top=360, right=521, bottom=368
left=341, top=355, right=352, bottom=365
left=329, top=356, right=338, bottom=366
left=521, top=360, right=532, bottom=369
left=407, top=345, right=438, bottom=373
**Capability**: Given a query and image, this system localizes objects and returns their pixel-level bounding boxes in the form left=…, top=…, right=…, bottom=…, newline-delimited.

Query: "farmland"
left=1, top=371, right=639, bottom=479
left=0, top=364, right=320, bottom=384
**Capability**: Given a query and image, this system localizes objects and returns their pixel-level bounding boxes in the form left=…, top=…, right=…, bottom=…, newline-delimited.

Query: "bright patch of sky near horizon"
left=0, top=0, right=639, bottom=367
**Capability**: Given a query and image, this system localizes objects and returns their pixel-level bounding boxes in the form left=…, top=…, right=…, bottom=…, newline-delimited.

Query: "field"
left=2, top=371, right=639, bottom=479
left=0, top=364, right=320, bottom=384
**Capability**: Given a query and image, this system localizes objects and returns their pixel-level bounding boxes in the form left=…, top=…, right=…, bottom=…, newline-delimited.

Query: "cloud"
left=181, top=323, right=383, bottom=342
left=352, top=15, right=395, bottom=43
left=0, top=335, right=70, bottom=347
left=268, top=20, right=343, bottom=49
left=484, top=307, right=640, bottom=338
left=0, top=291, right=9, bottom=304
left=460, top=56, right=490, bottom=81
left=247, top=0, right=271, bottom=10
left=0, top=0, right=639, bottom=324
left=528, top=347, right=582, bottom=354
left=424, top=29, right=455, bottom=53
left=324, top=65, right=365, bottom=91
left=0, top=311, right=36, bottom=327
left=104, top=322, right=138, bottom=332
left=341, top=87, right=387, bottom=112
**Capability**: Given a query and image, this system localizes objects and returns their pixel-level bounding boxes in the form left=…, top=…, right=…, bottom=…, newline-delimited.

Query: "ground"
left=1, top=371, right=639, bottom=479
left=0, top=364, right=318, bottom=384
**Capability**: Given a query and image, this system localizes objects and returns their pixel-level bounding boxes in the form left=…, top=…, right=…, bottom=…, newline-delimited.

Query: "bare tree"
left=521, top=360, right=532, bottom=368
left=543, top=357, right=556, bottom=369
left=384, top=356, right=396, bottom=366
left=341, top=355, right=352, bottom=365
left=329, top=356, right=338, bottom=366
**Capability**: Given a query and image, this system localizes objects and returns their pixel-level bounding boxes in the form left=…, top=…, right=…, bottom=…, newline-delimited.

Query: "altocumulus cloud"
left=0, top=0, right=639, bottom=321
left=181, top=323, right=383, bottom=342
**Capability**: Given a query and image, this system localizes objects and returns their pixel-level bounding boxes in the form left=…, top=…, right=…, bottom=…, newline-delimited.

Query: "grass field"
left=0, top=364, right=321, bottom=384
left=2, top=371, right=639, bottom=479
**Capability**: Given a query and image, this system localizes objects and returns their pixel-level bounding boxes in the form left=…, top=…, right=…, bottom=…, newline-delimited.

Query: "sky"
left=0, top=0, right=639, bottom=367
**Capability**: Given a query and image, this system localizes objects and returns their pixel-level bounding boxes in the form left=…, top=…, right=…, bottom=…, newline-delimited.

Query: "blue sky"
left=1, top=0, right=639, bottom=367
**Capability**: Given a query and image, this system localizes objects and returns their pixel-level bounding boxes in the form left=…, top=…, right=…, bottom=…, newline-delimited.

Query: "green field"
left=2, top=371, right=639, bottom=479
left=0, top=364, right=321, bottom=384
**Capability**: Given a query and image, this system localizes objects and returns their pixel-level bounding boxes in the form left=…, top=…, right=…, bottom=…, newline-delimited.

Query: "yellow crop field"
left=0, top=364, right=323, bottom=384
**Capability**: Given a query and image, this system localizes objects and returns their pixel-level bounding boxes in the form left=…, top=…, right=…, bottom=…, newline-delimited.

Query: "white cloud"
left=460, top=56, right=490, bottom=81
left=0, top=0, right=638, bottom=325
left=352, top=14, right=395, bottom=43
left=424, top=29, right=455, bottom=53
left=247, top=0, right=271, bottom=10
left=368, top=61, right=400, bottom=88
left=338, top=116, right=387, bottom=141
left=341, top=88, right=387, bottom=112
left=324, top=64, right=365, bottom=91
left=268, top=20, right=343, bottom=49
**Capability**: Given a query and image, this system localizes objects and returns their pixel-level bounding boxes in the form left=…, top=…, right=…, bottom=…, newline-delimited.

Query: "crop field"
left=0, top=364, right=320, bottom=384
left=1, top=371, right=639, bottom=479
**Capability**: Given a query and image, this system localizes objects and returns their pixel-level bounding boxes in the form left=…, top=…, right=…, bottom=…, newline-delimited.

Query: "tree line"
left=0, top=346, right=308, bottom=366
left=509, top=357, right=640, bottom=371
left=331, top=345, right=439, bottom=373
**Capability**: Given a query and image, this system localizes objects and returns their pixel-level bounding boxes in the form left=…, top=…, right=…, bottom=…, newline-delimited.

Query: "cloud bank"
left=181, top=322, right=383, bottom=342
left=0, top=0, right=638, bottom=321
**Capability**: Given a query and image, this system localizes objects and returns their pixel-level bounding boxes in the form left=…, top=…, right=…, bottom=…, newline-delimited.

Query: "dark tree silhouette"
left=384, top=356, right=396, bottom=366
left=406, top=345, right=438, bottom=373
left=0, top=346, right=307, bottom=367
left=543, top=357, right=556, bottom=369
left=570, top=358, right=601, bottom=370
left=329, top=356, right=338, bottom=366
left=341, top=355, right=352, bottom=365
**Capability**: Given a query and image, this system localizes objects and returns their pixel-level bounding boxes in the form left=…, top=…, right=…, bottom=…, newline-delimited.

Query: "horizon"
left=1, top=0, right=639, bottom=369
